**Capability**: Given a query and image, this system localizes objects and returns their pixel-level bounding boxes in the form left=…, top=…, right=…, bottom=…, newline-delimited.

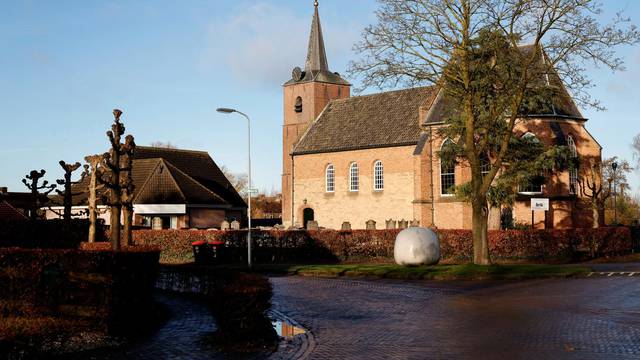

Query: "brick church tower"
left=281, top=2, right=350, bottom=227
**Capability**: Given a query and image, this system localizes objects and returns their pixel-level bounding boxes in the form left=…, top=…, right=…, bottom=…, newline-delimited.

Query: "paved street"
left=269, top=276, right=640, bottom=359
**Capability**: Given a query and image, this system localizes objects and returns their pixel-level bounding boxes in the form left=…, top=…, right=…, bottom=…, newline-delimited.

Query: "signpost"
left=530, top=198, right=549, bottom=229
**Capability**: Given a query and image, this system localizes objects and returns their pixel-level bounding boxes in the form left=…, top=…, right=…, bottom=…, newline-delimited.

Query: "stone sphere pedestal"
left=394, top=227, right=440, bottom=266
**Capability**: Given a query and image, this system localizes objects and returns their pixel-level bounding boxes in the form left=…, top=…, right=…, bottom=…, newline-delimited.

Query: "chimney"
left=0, top=187, right=7, bottom=195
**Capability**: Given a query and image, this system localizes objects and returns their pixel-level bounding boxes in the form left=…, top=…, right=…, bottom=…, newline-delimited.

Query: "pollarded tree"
left=52, top=161, right=86, bottom=223
left=98, top=109, right=136, bottom=250
left=21, top=169, right=56, bottom=220
left=84, top=155, right=104, bottom=243
left=349, top=0, right=639, bottom=264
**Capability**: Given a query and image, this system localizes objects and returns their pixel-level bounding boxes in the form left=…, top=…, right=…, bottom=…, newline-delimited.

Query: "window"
left=295, top=96, right=303, bottom=113
left=480, top=153, right=491, bottom=177
left=349, top=162, right=359, bottom=192
left=518, top=133, right=543, bottom=194
left=568, top=135, right=578, bottom=194
left=374, top=161, right=384, bottom=191
left=325, top=164, right=335, bottom=192
left=440, top=139, right=456, bottom=195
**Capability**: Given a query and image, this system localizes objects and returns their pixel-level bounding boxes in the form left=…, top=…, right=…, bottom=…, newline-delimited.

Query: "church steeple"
left=285, top=1, right=349, bottom=86
left=305, top=1, right=329, bottom=73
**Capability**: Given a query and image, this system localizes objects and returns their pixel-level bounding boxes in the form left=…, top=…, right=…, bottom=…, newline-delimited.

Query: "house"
left=45, top=147, right=247, bottom=229
left=0, top=187, right=34, bottom=220
left=281, top=3, right=601, bottom=230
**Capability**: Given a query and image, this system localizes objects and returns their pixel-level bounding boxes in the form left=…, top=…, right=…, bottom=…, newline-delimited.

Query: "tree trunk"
left=472, top=200, right=490, bottom=265
left=87, top=173, right=97, bottom=243
left=592, top=200, right=600, bottom=229
left=122, top=205, right=133, bottom=246
left=110, top=205, right=121, bottom=250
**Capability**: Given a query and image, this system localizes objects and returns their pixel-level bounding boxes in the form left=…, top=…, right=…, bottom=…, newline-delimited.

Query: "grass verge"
left=249, top=263, right=590, bottom=281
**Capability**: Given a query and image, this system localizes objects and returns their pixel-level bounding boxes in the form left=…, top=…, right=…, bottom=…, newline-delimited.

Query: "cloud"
left=199, top=2, right=361, bottom=88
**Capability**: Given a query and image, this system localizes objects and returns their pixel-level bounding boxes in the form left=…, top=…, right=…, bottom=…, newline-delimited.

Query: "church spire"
left=304, top=1, right=329, bottom=73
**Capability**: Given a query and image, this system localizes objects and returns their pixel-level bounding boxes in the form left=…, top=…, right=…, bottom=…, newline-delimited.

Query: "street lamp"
left=217, top=107, right=253, bottom=268
left=612, top=161, right=618, bottom=225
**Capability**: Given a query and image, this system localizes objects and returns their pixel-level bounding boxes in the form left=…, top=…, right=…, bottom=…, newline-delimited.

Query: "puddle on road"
left=272, top=320, right=306, bottom=338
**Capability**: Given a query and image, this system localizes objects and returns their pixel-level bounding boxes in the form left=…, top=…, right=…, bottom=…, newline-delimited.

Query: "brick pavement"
left=269, top=276, right=640, bottom=359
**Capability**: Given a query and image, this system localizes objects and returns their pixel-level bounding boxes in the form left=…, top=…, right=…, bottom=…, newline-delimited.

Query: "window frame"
left=440, top=139, right=456, bottom=196
left=567, top=135, right=578, bottom=194
left=349, top=162, right=359, bottom=192
left=325, top=164, right=335, bottom=193
left=373, top=160, right=384, bottom=191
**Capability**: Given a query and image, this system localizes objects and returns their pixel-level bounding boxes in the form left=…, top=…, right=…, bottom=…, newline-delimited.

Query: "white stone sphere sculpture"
left=394, top=227, right=440, bottom=266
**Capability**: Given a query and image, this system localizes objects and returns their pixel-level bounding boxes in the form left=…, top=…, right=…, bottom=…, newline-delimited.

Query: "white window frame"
left=349, top=162, right=359, bottom=192
left=567, top=135, right=578, bottom=194
left=325, top=164, right=335, bottom=193
left=440, top=139, right=455, bottom=196
left=373, top=160, right=384, bottom=191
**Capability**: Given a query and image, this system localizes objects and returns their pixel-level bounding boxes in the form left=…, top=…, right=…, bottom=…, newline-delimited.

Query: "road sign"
left=531, top=198, right=549, bottom=211
left=247, top=188, right=259, bottom=194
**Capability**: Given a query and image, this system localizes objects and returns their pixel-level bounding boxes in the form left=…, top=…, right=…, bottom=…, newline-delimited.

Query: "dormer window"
left=295, top=97, right=303, bottom=113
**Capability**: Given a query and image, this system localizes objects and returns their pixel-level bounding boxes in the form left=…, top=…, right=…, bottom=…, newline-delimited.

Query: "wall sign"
left=530, top=198, right=549, bottom=211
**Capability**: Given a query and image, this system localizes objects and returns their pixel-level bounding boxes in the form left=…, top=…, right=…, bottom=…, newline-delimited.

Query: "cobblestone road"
left=269, top=276, right=640, bottom=360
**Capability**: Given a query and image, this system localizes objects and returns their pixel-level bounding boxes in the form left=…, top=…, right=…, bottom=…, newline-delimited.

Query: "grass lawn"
left=250, top=263, right=590, bottom=280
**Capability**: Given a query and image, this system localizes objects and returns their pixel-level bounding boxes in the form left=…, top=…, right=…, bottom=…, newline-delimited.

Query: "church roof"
left=293, top=86, right=438, bottom=155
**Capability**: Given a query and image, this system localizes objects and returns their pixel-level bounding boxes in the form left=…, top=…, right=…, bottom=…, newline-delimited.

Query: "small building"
left=0, top=187, right=35, bottom=220
left=45, top=147, right=247, bottom=229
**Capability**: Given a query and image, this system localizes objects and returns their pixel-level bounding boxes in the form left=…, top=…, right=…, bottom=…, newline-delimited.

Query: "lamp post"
left=217, top=107, right=252, bottom=268
left=611, top=161, right=618, bottom=225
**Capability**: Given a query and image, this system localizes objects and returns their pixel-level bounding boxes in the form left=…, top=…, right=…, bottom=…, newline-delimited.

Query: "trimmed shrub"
left=132, top=227, right=633, bottom=265
left=0, top=219, right=106, bottom=249
left=0, top=247, right=160, bottom=336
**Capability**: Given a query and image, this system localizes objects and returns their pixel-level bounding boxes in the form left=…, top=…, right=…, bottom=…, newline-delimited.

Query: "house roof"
left=68, top=147, right=245, bottom=208
left=293, top=86, right=438, bottom=155
left=134, top=147, right=246, bottom=207
left=0, top=191, right=37, bottom=210
left=0, top=200, right=28, bottom=220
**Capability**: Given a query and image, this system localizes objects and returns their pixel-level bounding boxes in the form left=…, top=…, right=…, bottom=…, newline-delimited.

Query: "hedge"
left=131, top=227, right=633, bottom=264
left=0, top=247, right=160, bottom=336
left=0, top=219, right=106, bottom=249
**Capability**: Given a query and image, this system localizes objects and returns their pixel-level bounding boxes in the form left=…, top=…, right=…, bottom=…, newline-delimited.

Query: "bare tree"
left=349, top=0, right=639, bottom=264
left=633, top=134, right=640, bottom=168
left=150, top=141, right=176, bottom=149
left=98, top=109, right=136, bottom=250
left=51, top=161, right=85, bottom=222
left=578, top=160, right=611, bottom=228
left=220, top=165, right=248, bottom=196
left=85, top=155, right=104, bottom=243
left=21, top=170, right=55, bottom=220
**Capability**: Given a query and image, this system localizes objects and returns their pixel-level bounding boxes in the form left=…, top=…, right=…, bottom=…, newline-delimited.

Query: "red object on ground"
left=191, top=240, right=206, bottom=246
left=208, top=240, right=225, bottom=246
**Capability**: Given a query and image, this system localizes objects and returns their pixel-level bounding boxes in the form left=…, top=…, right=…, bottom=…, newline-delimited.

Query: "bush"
left=210, top=272, right=277, bottom=350
left=0, top=219, right=106, bottom=249
left=0, top=247, right=160, bottom=336
left=132, top=227, right=633, bottom=265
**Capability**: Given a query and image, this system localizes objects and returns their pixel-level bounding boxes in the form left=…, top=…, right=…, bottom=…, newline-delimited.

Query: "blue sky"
left=1, top=0, right=639, bottom=195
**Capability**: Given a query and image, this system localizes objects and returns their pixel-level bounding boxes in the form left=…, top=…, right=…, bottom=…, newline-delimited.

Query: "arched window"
left=518, top=132, right=543, bottom=194
left=440, top=139, right=456, bottom=195
left=567, top=135, right=578, bottom=194
left=325, top=164, right=335, bottom=193
left=349, top=162, right=359, bottom=192
left=374, top=160, right=384, bottom=191
left=295, top=96, right=303, bottom=113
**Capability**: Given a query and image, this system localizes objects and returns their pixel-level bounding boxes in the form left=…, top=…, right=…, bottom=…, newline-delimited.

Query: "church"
left=282, top=3, right=602, bottom=230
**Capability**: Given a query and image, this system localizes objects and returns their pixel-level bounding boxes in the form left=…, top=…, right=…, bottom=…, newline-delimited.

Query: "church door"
left=303, top=208, right=315, bottom=229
